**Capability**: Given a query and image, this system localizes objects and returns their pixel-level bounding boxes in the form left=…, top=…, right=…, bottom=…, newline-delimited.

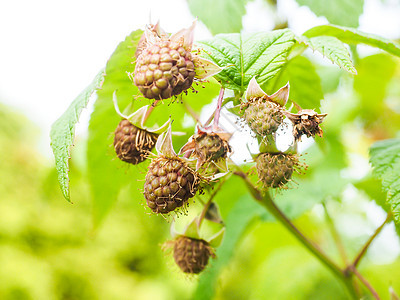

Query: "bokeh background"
left=1, top=0, right=400, bottom=299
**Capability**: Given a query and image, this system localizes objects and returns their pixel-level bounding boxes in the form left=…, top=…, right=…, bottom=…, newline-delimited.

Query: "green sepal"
left=208, top=228, right=225, bottom=248
left=183, top=217, right=201, bottom=239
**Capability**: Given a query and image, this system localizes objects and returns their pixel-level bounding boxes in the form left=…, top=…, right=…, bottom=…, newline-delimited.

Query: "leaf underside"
left=50, top=69, right=105, bottom=202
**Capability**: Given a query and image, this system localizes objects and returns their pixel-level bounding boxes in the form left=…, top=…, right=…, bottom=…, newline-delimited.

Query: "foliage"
left=11, top=0, right=400, bottom=298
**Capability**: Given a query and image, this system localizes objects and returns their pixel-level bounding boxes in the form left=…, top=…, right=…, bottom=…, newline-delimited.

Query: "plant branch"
left=197, top=178, right=226, bottom=227
left=350, top=266, right=380, bottom=300
left=233, top=169, right=358, bottom=299
left=351, top=212, right=392, bottom=268
left=323, top=202, right=349, bottom=265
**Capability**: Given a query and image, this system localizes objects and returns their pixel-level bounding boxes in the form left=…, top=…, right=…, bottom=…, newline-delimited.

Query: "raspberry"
left=172, top=236, right=215, bottom=274
left=256, top=152, right=298, bottom=188
left=114, top=119, right=158, bottom=165
left=242, top=98, right=283, bottom=136
left=143, top=156, right=199, bottom=214
left=134, top=40, right=196, bottom=100
left=194, top=132, right=230, bottom=164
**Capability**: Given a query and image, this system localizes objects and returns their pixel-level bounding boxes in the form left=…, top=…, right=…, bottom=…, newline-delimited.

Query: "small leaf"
left=197, top=30, right=297, bottom=92
left=187, top=0, right=249, bottom=35
left=50, top=69, right=105, bottom=202
left=370, top=138, right=400, bottom=223
left=298, top=36, right=357, bottom=75
left=304, top=24, right=400, bottom=58
left=295, top=0, right=364, bottom=27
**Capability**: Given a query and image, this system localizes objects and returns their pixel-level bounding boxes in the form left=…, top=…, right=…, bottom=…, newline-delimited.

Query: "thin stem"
left=197, top=178, right=226, bottom=227
left=233, top=170, right=358, bottom=299
left=143, top=99, right=160, bottom=124
left=213, top=87, right=225, bottom=130
left=183, top=102, right=200, bottom=124
left=352, top=212, right=392, bottom=268
left=323, top=202, right=349, bottom=265
left=350, top=266, right=380, bottom=300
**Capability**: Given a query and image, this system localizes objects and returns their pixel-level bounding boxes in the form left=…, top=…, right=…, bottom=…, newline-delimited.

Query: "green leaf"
left=88, top=30, right=143, bottom=227
left=87, top=31, right=220, bottom=227
left=193, top=194, right=264, bottom=300
left=295, top=0, right=363, bottom=27
left=263, top=56, right=324, bottom=111
left=197, top=29, right=297, bottom=92
left=354, top=54, right=396, bottom=122
left=50, top=69, right=105, bottom=202
left=298, top=36, right=356, bottom=75
left=188, top=0, right=248, bottom=35
left=370, top=138, right=400, bottom=223
left=304, top=25, right=400, bottom=58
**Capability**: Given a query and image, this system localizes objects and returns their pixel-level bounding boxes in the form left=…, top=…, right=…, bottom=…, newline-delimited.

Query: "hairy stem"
left=213, top=87, right=225, bottom=130
left=143, top=99, right=160, bottom=124
left=323, top=202, right=349, bottom=265
left=350, top=266, right=380, bottom=300
left=233, top=170, right=358, bottom=299
left=352, top=212, right=392, bottom=268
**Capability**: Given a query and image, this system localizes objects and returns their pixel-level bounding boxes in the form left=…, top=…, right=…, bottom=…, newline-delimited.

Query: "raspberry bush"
left=50, top=4, right=400, bottom=298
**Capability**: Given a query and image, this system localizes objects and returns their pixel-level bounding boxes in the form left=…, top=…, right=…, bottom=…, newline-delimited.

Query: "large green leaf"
left=295, top=0, right=363, bottom=27
left=87, top=30, right=143, bottom=227
left=87, top=30, right=220, bottom=227
left=354, top=54, right=396, bottom=123
left=193, top=194, right=264, bottom=300
left=370, top=138, right=400, bottom=223
left=187, top=0, right=248, bottom=35
left=50, top=70, right=105, bottom=202
left=298, top=36, right=356, bottom=75
left=304, top=25, right=400, bottom=57
left=263, top=56, right=324, bottom=111
left=197, top=30, right=297, bottom=92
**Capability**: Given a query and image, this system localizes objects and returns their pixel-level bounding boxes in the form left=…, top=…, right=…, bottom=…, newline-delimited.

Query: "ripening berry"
left=134, top=39, right=196, bottom=100
left=114, top=119, right=158, bottom=165
left=172, top=236, right=215, bottom=274
left=256, top=152, right=298, bottom=188
left=143, top=156, right=199, bottom=214
left=242, top=99, right=283, bottom=136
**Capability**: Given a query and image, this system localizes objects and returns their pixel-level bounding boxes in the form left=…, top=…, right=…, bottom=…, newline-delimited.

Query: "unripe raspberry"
left=134, top=40, right=196, bottom=100
left=144, top=156, right=199, bottom=214
left=194, top=132, right=230, bottom=164
left=114, top=119, right=158, bottom=165
left=172, top=236, right=215, bottom=274
left=242, top=99, right=283, bottom=136
left=256, top=152, right=298, bottom=188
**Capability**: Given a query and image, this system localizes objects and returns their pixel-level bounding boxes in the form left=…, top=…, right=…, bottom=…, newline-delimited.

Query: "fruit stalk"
left=213, top=87, right=225, bottom=130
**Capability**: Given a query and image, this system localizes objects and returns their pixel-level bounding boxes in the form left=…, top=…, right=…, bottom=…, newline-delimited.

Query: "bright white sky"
left=0, top=0, right=400, bottom=158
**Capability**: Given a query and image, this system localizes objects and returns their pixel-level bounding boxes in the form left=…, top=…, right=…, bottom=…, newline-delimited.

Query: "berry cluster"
left=112, top=22, right=327, bottom=274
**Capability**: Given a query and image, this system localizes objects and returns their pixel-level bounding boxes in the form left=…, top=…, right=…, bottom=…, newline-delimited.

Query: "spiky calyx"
left=144, top=156, right=199, bottom=214
left=242, top=99, right=284, bottom=136
left=172, top=236, right=215, bottom=274
left=114, top=119, right=158, bottom=164
left=134, top=40, right=196, bottom=100
left=256, top=152, right=298, bottom=188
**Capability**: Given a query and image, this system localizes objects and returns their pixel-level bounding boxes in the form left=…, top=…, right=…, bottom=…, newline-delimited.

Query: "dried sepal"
left=283, top=109, right=327, bottom=141
left=245, top=76, right=268, bottom=101
left=155, top=125, right=177, bottom=158
left=269, top=82, right=289, bottom=107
